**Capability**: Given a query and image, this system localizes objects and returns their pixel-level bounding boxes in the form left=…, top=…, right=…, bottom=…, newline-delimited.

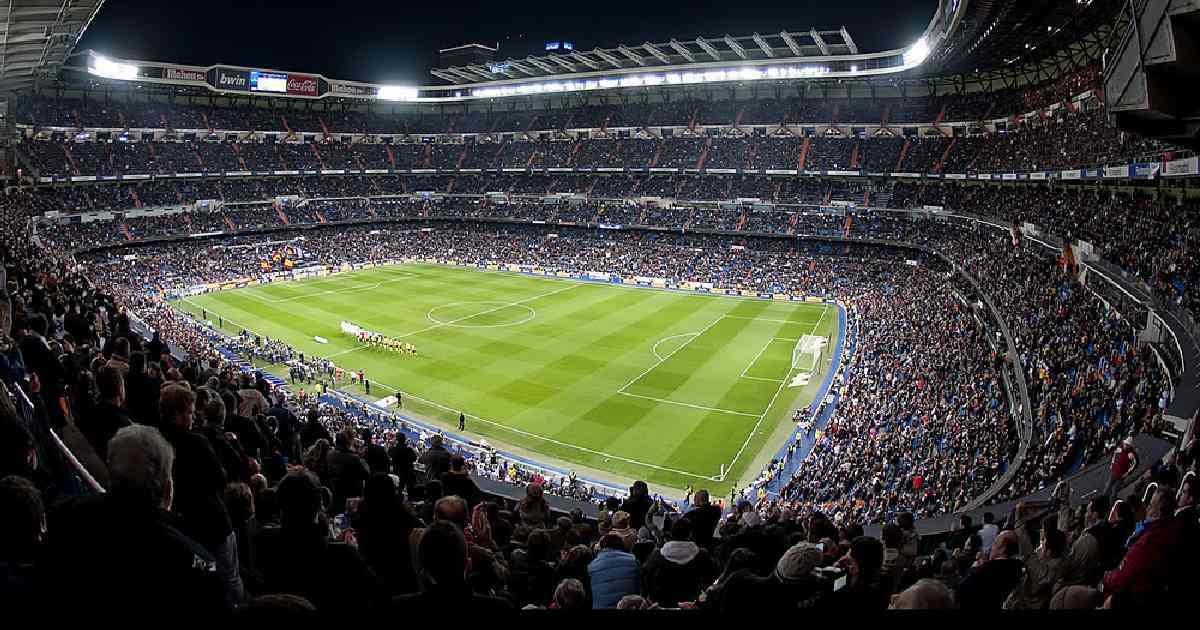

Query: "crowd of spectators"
left=18, top=78, right=1179, bottom=181
left=16, top=67, right=1100, bottom=135
left=2, top=164, right=1197, bottom=612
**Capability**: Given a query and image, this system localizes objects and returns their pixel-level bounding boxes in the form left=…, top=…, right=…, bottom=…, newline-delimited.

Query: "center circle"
left=427, top=301, right=537, bottom=328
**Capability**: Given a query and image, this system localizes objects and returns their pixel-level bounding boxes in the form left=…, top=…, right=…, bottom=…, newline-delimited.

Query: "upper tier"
left=17, top=108, right=1172, bottom=179
left=17, top=66, right=1103, bottom=134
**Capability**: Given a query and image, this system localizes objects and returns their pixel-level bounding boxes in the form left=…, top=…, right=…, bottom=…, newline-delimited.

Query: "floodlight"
left=377, top=86, right=418, bottom=101
left=89, top=55, right=138, bottom=81
left=904, top=38, right=930, bottom=66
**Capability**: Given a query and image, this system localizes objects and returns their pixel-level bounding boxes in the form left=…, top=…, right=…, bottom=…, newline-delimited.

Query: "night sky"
left=76, top=1, right=936, bottom=85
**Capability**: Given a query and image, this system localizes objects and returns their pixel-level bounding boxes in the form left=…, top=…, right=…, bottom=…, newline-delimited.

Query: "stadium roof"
left=430, top=28, right=862, bottom=85
left=925, top=0, right=1123, bottom=75
left=0, top=0, right=104, bottom=92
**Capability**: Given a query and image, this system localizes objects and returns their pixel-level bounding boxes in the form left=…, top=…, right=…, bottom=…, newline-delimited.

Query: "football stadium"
left=1, top=0, right=1198, bottom=615
left=180, top=263, right=839, bottom=493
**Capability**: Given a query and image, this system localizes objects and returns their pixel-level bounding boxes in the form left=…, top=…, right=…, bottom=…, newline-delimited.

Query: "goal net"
left=791, top=335, right=828, bottom=373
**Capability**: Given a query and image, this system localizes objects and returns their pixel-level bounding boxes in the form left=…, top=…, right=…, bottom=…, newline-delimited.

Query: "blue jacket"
left=588, top=549, right=640, bottom=608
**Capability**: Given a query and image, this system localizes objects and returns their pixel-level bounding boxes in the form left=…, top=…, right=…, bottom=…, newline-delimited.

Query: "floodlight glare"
left=89, top=55, right=139, bottom=81
left=377, top=85, right=418, bottom=101
left=904, top=37, right=930, bottom=66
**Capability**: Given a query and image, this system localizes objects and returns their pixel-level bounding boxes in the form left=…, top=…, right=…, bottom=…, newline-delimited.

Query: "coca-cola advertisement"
left=286, top=74, right=319, bottom=96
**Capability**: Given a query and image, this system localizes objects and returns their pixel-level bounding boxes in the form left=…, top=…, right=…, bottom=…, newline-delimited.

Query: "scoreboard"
left=249, top=70, right=288, bottom=93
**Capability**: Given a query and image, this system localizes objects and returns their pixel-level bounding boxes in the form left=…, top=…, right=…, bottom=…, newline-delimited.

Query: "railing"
left=3, top=379, right=103, bottom=495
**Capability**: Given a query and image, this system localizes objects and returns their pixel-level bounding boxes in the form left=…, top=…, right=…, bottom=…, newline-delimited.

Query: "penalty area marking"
left=650, top=332, right=700, bottom=360
left=717, top=303, right=832, bottom=482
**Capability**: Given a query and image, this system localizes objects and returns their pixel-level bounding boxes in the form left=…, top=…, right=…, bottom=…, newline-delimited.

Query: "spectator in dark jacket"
left=817, top=536, right=889, bottom=610
left=956, top=529, right=1023, bottom=610
left=353, top=473, right=420, bottom=596
left=440, top=455, right=481, bottom=509
left=0, top=475, right=42, bottom=611
left=326, top=429, right=370, bottom=515
left=391, top=521, right=513, bottom=612
left=253, top=470, right=383, bottom=614
left=124, top=352, right=161, bottom=426
left=360, top=428, right=390, bottom=476
left=418, top=434, right=451, bottom=483
left=196, top=389, right=248, bottom=483
left=17, top=314, right=65, bottom=426
left=718, top=542, right=825, bottom=612
left=686, top=489, right=721, bottom=549
left=157, top=382, right=243, bottom=607
left=223, top=481, right=263, bottom=594
left=299, top=406, right=330, bottom=451
left=39, top=425, right=229, bottom=615
left=79, top=365, right=131, bottom=462
left=642, top=517, right=713, bottom=607
left=518, top=482, right=550, bottom=527
left=588, top=533, right=641, bottom=608
left=389, top=438, right=417, bottom=492
left=620, top=480, right=653, bottom=530
left=508, top=527, right=559, bottom=606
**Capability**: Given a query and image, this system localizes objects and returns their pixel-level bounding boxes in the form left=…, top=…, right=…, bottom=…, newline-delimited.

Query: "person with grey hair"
left=196, top=388, right=248, bottom=483
left=891, top=579, right=956, bottom=609
left=40, top=425, right=229, bottom=614
left=552, top=578, right=588, bottom=610
left=158, top=383, right=243, bottom=607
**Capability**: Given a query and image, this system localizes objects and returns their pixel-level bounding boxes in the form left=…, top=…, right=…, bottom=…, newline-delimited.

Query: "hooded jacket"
left=642, top=540, right=713, bottom=607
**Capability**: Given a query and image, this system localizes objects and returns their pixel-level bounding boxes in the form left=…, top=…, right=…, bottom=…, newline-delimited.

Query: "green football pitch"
left=179, top=263, right=839, bottom=496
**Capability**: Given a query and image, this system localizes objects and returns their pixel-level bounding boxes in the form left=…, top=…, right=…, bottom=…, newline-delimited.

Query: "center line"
left=398, top=282, right=583, bottom=339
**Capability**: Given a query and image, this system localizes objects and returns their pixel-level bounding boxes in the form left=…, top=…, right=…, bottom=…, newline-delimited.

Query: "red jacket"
left=1110, top=445, right=1136, bottom=478
left=1102, top=515, right=1185, bottom=598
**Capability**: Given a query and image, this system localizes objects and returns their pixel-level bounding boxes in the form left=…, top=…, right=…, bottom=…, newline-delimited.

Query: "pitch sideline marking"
left=615, top=314, right=726, bottom=394
left=179, top=296, right=719, bottom=481
left=717, top=303, right=831, bottom=481
left=722, top=314, right=821, bottom=325
left=187, top=271, right=831, bottom=482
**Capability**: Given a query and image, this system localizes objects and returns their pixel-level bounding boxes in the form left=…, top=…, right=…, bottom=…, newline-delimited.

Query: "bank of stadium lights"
left=472, top=65, right=832, bottom=98
left=903, top=37, right=931, bottom=66
left=88, top=54, right=139, bottom=81
left=377, top=85, right=419, bottom=101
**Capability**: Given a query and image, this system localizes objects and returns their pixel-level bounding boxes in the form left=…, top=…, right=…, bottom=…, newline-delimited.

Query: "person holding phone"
left=815, top=536, right=888, bottom=609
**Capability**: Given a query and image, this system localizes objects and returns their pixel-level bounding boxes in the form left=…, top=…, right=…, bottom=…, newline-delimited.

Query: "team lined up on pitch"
left=340, top=320, right=417, bottom=356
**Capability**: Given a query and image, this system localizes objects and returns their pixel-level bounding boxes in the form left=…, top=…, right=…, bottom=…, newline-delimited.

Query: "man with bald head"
left=892, top=578, right=956, bottom=609
left=955, top=529, right=1023, bottom=609
left=433, top=495, right=469, bottom=528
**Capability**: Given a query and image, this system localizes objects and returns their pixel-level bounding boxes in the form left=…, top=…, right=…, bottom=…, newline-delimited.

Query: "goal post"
left=791, top=335, right=828, bottom=373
